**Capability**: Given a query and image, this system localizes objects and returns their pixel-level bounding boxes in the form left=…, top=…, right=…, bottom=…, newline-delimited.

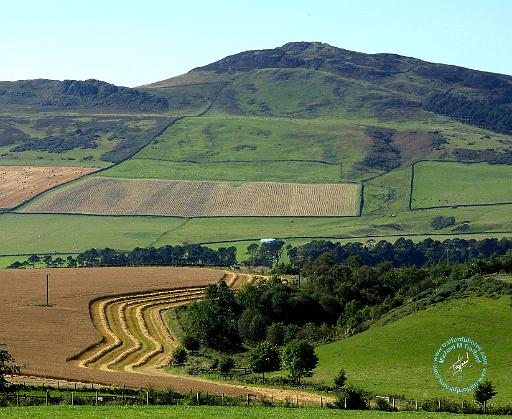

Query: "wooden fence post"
left=221, top=393, right=224, bottom=406
left=320, top=397, right=323, bottom=408
left=438, top=399, right=441, bottom=411
left=71, top=392, right=74, bottom=406
left=415, top=399, right=418, bottom=411
left=146, top=391, right=149, bottom=405
left=196, top=392, right=200, bottom=406
left=95, top=391, right=98, bottom=405
left=344, top=397, right=347, bottom=409
left=247, top=393, right=250, bottom=406
left=16, top=392, right=19, bottom=406
left=296, top=395, right=298, bottom=406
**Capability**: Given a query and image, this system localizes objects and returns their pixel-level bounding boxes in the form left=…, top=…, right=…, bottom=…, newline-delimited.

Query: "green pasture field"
left=96, top=158, right=343, bottom=184
left=2, top=204, right=512, bottom=256
left=0, top=213, right=188, bottom=255
left=362, top=166, right=412, bottom=215
left=412, top=161, right=512, bottom=209
left=0, top=405, right=497, bottom=418
left=99, top=115, right=374, bottom=183
left=314, top=296, right=512, bottom=403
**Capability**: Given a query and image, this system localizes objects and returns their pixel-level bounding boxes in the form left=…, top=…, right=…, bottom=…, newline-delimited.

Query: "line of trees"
left=8, top=244, right=237, bottom=269
left=284, top=237, right=512, bottom=270
left=182, top=252, right=512, bottom=353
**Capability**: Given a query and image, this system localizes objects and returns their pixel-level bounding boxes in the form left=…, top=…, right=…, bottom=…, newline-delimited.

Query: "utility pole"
left=46, top=273, right=49, bottom=306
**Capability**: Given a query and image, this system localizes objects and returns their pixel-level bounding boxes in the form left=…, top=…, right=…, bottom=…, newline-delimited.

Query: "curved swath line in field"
left=147, top=305, right=179, bottom=368
left=101, top=301, right=141, bottom=371
left=77, top=287, right=206, bottom=369
left=224, top=272, right=237, bottom=287
left=77, top=298, right=121, bottom=368
left=79, top=291, right=179, bottom=367
left=117, top=292, right=205, bottom=372
left=132, top=295, right=206, bottom=370
left=97, top=290, right=205, bottom=371
left=95, top=289, right=206, bottom=371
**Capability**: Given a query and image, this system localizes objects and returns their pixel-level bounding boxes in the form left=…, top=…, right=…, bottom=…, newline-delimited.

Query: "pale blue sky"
left=1, top=0, right=511, bottom=87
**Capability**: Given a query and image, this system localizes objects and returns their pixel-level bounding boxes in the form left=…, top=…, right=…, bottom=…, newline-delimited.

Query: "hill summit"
left=150, top=41, right=512, bottom=134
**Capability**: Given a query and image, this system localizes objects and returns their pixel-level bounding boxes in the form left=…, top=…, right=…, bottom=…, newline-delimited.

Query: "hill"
left=0, top=78, right=169, bottom=112
left=313, top=294, right=512, bottom=402
left=1, top=42, right=512, bottom=254
left=146, top=41, right=512, bottom=134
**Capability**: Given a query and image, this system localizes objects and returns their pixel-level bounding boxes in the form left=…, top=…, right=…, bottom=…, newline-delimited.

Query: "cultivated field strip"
left=74, top=274, right=253, bottom=375
left=0, top=165, right=96, bottom=208
left=22, top=176, right=361, bottom=216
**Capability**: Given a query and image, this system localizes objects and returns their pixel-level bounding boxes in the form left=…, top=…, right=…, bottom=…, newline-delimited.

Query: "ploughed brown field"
left=21, top=177, right=361, bottom=217
left=0, top=166, right=96, bottom=208
left=0, top=267, right=330, bottom=403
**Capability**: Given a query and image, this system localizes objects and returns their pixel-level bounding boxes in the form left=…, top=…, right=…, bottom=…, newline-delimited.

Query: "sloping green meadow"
left=314, top=296, right=512, bottom=402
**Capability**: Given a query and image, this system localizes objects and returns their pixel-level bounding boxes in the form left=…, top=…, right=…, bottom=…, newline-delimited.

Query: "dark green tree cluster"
left=246, top=240, right=285, bottom=267
left=425, top=92, right=512, bottom=134
left=183, top=281, right=241, bottom=350
left=286, top=237, right=512, bottom=269
left=0, top=345, right=19, bottom=395
left=184, top=250, right=512, bottom=353
left=8, top=244, right=237, bottom=269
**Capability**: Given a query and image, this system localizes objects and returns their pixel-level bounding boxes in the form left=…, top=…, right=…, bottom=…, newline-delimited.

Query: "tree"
left=474, top=380, right=497, bottom=412
left=281, top=340, right=318, bottom=384
left=218, top=355, right=235, bottom=376
left=184, top=282, right=241, bottom=350
left=334, top=368, right=347, bottom=390
left=335, top=384, right=368, bottom=410
left=249, top=341, right=281, bottom=380
left=27, top=254, right=40, bottom=268
left=42, top=255, right=53, bottom=268
left=266, top=322, right=286, bottom=347
left=0, top=344, right=20, bottom=394
left=170, top=346, right=187, bottom=366
left=182, top=335, right=200, bottom=351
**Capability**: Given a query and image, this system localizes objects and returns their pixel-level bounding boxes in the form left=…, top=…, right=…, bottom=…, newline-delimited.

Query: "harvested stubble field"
left=21, top=177, right=361, bottom=217
left=0, top=166, right=96, bottom=208
left=0, top=267, right=221, bottom=390
left=0, top=268, right=327, bottom=404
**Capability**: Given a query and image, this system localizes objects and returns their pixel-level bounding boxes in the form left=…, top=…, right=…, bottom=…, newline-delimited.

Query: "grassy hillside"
left=314, top=296, right=512, bottom=402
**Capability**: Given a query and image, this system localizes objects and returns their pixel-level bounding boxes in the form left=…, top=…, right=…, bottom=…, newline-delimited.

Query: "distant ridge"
left=149, top=41, right=512, bottom=133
